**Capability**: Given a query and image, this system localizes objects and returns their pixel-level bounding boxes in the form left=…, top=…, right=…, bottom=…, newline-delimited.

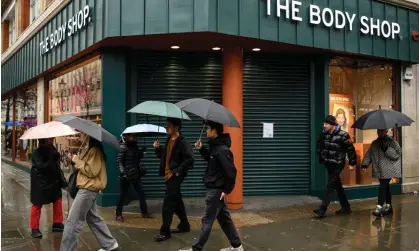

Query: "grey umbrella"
left=175, top=98, right=240, bottom=128
left=352, top=106, right=414, bottom=130
left=55, top=115, right=120, bottom=150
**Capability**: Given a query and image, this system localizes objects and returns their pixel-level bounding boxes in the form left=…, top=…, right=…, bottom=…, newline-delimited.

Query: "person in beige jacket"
left=60, top=134, right=118, bottom=251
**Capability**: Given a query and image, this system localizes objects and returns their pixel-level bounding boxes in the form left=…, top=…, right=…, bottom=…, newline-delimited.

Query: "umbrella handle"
left=194, top=124, right=206, bottom=151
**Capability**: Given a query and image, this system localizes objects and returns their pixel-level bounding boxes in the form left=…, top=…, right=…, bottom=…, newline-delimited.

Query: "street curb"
left=1, top=158, right=31, bottom=174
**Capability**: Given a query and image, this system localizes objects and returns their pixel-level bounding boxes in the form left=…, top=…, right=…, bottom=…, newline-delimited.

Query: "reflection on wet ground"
left=1, top=162, right=419, bottom=250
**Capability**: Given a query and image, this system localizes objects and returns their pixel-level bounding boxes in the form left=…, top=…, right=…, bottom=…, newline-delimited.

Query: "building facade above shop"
left=2, top=0, right=419, bottom=96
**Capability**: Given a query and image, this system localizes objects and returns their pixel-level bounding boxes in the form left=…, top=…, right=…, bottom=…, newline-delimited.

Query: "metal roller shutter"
left=243, top=54, right=311, bottom=196
left=134, top=51, right=222, bottom=198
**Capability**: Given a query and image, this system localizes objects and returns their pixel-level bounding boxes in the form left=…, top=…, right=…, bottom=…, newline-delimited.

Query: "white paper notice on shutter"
left=262, top=122, right=274, bottom=138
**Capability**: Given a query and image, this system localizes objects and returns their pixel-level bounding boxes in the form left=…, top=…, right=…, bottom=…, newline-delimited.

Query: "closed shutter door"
left=243, top=54, right=311, bottom=196
left=134, top=52, right=222, bottom=198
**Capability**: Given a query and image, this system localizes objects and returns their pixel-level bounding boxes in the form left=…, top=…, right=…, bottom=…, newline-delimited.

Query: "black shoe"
left=382, top=205, right=393, bottom=216
left=142, top=213, right=154, bottom=219
left=170, top=227, right=191, bottom=234
left=313, top=206, right=327, bottom=218
left=155, top=233, right=171, bottom=242
left=52, top=223, right=64, bottom=232
left=31, top=229, right=42, bottom=238
left=116, top=215, right=124, bottom=222
left=372, top=206, right=383, bottom=218
left=335, top=208, right=352, bottom=215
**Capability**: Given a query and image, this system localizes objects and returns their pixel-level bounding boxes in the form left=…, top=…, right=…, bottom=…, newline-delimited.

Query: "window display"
left=329, top=57, right=398, bottom=187
left=48, top=58, right=102, bottom=171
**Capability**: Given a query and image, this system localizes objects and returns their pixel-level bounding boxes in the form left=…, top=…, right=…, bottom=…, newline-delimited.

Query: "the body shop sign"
left=265, top=0, right=401, bottom=39
left=39, top=5, right=92, bottom=56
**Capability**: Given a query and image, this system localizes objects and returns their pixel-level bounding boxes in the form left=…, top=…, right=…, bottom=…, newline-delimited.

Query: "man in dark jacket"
left=153, top=118, right=194, bottom=242
left=180, top=120, right=243, bottom=251
left=116, top=133, right=152, bottom=221
left=314, top=115, right=357, bottom=217
left=30, top=138, right=65, bottom=238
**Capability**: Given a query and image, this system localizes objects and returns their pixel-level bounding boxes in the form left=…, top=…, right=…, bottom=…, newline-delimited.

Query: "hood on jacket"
left=208, top=133, right=231, bottom=148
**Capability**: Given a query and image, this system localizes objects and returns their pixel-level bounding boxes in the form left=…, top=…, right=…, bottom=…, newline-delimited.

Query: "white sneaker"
left=98, top=242, right=119, bottom=251
left=179, top=248, right=193, bottom=251
left=220, top=245, right=244, bottom=251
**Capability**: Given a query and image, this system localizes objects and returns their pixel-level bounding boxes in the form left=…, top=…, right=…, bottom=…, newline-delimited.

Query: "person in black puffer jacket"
left=181, top=120, right=242, bottom=251
left=30, top=138, right=65, bottom=238
left=314, top=115, right=357, bottom=218
left=115, top=133, right=152, bottom=221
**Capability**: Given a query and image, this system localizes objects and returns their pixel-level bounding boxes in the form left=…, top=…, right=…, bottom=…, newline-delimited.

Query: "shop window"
left=329, top=57, right=398, bottom=187
left=48, top=58, right=102, bottom=160
left=30, top=0, right=41, bottom=23
left=1, top=87, right=38, bottom=163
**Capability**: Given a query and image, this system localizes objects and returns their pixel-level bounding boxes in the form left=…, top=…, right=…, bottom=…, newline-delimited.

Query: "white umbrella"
left=122, top=124, right=167, bottom=137
left=19, top=121, right=78, bottom=140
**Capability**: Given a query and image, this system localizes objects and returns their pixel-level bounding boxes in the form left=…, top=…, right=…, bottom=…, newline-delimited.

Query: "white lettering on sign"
left=265, top=0, right=401, bottom=40
left=39, top=5, right=92, bottom=56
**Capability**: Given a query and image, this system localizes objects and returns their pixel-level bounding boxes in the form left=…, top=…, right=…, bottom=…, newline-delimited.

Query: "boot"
left=31, top=229, right=42, bottom=238
left=313, top=205, right=327, bottom=217
left=382, top=204, right=393, bottom=215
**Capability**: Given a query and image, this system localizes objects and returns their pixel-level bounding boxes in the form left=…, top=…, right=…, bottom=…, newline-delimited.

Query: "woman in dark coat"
left=115, top=133, right=152, bottom=221
left=30, top=138, right=65, bottom=238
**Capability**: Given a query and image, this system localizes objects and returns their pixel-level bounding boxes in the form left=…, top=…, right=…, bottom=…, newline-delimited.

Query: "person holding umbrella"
left=180, top=120, right=243, bottom=251
left=361, top=129, right=402, bottom=217
left=314, top=115, right=357, bottom=218
left=60, top=133, right=119, bottom=251
left=115, top=133, right=153, bottom=221
left=153, top=118, right=194, bottom=242
left=30, top=138, right=65, bottom=238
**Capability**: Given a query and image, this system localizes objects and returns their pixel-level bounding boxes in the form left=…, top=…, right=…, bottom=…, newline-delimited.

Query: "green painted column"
left=310, top=56, right=330, bottom=198
left=97, top=49, right=128, bottom=207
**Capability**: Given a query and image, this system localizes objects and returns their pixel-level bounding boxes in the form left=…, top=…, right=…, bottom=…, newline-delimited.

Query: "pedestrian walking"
left=314, top=115, right=357, bottom=217
left=153, top=118, right=194, bottom=242
left=115, top=133, right=152, bottom=221
left=30, top=138, right=65, bottom=238
left=60, top=133, right=118, bottom=251
left=180, top=120, right=243, bottom=251
left=361, top=129, right=401, bottom=217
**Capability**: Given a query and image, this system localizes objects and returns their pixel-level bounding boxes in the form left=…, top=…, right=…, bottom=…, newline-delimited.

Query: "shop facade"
left=1, top=0, right=418, bottom=208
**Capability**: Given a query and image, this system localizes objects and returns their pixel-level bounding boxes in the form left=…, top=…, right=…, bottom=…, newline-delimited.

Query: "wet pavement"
left=1, top=162, right=419, bottom=251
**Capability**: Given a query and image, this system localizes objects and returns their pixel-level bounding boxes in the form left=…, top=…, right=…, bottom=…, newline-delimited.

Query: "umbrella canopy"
left=55, top=115, right=120, bottom=150
left=128, top=101, right=191, bottom=120
left=352, top=107, right=414, bottom=130
left=175, top=98, right=240, bottom=128
left=20, top=121, right=78, bottom=140
left=122, top=124, right=167, bottom=137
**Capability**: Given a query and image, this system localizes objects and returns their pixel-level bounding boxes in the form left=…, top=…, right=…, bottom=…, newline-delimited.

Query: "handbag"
left=67, top=169, right=79, bottom=199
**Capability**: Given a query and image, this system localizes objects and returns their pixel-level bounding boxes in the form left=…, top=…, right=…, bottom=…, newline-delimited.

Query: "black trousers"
left=192, top=189, right=241, bottom=251
left=160, top=175, right=190, bottom=235
left=322, top=168, right=350, bottom=209
left=116, top=178, right=148, bottom=215
left=378, top=179, right=392, bottom=206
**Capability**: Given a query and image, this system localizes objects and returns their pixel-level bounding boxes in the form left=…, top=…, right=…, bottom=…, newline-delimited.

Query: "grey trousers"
left=60, top=189, right=117, bottom=251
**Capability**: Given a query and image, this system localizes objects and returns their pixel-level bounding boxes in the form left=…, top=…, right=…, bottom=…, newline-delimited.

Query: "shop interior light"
left=171, top=45, right=180, bottom=49
left=252, top=48, right=261, bottom=51
left=212, top=47, right=221, bottom=51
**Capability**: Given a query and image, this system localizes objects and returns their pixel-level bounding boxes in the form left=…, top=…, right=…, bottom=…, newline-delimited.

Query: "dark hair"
left=205, top=120, right=224, bottom=135
left=88, top=137, right=106, bottom=161
left=38, top=139, right=47, bottom=145
left=167, top=118, right=182, bottom=130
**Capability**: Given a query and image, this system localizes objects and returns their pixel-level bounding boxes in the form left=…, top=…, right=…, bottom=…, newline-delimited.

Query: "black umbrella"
left=352, top=106, right=414, bottom=130
left=175, top=98, right=240, bottom=128
left=55, top=115, right=120, bottom=150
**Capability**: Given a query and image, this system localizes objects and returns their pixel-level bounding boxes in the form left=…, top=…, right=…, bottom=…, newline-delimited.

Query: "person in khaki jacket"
left=60, top=133, right=118, bottom=251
